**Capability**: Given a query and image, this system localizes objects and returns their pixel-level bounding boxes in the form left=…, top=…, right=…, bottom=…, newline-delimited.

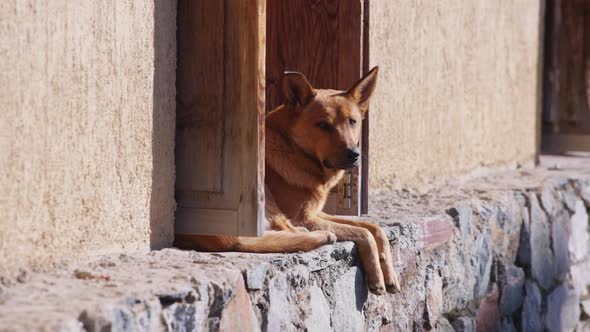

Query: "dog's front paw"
left=385, top=271, right=401, bottom=294
left=368, top=282, right=387, bottom=295
left=322, top=231, right=337, bottom=244
left=386, top=280, right=401, bottom=294
left=310, top=231, right=337, bottom=246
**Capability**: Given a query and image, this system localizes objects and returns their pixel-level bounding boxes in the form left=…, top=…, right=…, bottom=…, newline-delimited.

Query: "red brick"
left=419, top=217, right=454, bottom=249
left=219, top=276, right=259, bottom=332
left=476, top=284, right=500, bottom=332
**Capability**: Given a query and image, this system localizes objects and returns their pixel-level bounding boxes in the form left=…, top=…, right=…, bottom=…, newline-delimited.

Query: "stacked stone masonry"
left=0, top=160, right=589, bottom=331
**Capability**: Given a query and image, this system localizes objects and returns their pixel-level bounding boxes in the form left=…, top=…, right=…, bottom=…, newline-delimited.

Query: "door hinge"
left=342, top=170, right=354, bottom=209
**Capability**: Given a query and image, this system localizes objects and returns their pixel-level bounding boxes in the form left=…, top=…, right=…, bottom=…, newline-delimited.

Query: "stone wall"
left=1, top=160, right=588, bottom=331
left=0, top=0, right=177, bottom=279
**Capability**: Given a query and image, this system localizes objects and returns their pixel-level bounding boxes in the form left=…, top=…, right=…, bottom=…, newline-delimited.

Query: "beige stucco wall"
left=369, top=0, right=542, bottom=190
left=0, top=1, right=176, bottom=278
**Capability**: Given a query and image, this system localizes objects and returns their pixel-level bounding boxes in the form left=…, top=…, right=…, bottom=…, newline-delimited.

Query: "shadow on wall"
left=150, top=0, right=177, bottom=249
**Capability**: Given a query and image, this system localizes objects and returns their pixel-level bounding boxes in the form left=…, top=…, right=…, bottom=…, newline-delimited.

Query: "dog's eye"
left=316, top=121, right=330, bottom=130
left=349, top=118, right=357, bottom=126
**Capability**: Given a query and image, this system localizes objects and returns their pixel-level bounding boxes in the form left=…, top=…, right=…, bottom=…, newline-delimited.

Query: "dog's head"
left=281, top=67, right=378, bottom=170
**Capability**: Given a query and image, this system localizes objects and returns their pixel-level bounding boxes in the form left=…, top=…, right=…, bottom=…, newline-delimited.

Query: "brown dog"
left=175, top=67, right=400, bottom=295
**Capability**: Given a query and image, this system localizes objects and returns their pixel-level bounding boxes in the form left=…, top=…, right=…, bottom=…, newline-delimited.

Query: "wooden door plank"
left=175, top=0, right=224, bottom=193
left=337, top=0, right=362, bottom=89
left=542, top=134, right=590, bottom=152
left=175, top=0, right=265, bottom=237
left=543, top=0, right=590, bottom=135
left=227, top=0, right=266, bottom=236
left=175, top=208, right=239, bottom=236
left=266, top=0, right=340, bottom=111
left=334, top=0, right=363, bottom=216
left=361, top=0, right=370, bottom=214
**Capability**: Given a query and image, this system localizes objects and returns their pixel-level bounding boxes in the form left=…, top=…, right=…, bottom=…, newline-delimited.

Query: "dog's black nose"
left=346, top=148, right=360, bottom=161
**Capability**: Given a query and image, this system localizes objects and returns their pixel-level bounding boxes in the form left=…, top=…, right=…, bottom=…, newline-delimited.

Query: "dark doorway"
left=266, top=0, right=369, bottom=215
left=542, top=0, right=590, bottom=153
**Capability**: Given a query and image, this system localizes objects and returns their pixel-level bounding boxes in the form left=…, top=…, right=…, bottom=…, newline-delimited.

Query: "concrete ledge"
left=1, top=158, right=589, bottom=331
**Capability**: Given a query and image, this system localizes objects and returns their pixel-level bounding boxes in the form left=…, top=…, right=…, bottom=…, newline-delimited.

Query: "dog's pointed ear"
left=281, top=71, right=316, bottom=107
left=346, top=66, right=379, bottom=116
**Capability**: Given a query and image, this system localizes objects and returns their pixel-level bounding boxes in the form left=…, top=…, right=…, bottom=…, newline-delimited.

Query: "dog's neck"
left=265, top=105, right=344, bottom=191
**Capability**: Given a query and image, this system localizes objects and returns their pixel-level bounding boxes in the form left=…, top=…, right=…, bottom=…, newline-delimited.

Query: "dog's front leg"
left=305, top=216, right=386, bottom=295
left=319, top=212, right=400, bottom=293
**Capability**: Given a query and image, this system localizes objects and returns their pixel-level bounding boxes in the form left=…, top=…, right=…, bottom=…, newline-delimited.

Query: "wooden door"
left=175, top=0, right=266, bottom=236
left=266, top=0, right=365, bottom=215
left=543, top=0, right=590, bottom=152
